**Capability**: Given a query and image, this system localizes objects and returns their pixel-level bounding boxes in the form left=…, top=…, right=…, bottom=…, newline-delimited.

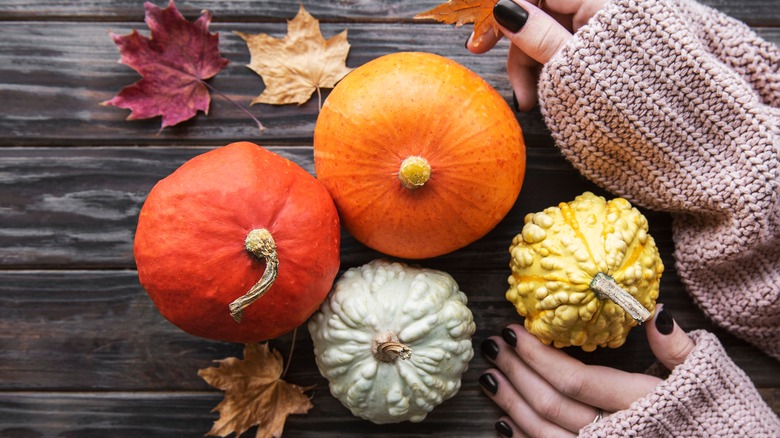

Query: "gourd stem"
left=372, top=332, right=412, bottom=363
left=229, top=228, right=278, bottom=323
left=398, top=156, right=431, bottom=190
left=590, top=272, right=651, bottom=323
left=376, top=341, right=412, bottom=362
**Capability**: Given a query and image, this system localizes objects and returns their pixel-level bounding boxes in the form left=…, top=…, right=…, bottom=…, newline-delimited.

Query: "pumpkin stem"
left=589, top=272, right=652, bottom=323
left=372, top=332, right=412, bottom=363
left=229, top=228, right=278, bottom=323
left=398, top=156, right=431, bottom=190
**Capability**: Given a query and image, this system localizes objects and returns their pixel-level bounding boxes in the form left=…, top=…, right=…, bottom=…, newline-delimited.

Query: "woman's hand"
left=466, top=0, right=607, bottom=111
left=479, top=305, right=696, bottom=437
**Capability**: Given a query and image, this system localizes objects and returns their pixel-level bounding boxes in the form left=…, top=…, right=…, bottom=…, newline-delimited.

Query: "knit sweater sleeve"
left=579, top=331, right=780, bottom=437
left=538, top=0, right=780, bottom=359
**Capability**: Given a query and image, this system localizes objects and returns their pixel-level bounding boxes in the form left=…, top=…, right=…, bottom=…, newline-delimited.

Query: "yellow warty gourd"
left=506, top=192, right=663, bottom=351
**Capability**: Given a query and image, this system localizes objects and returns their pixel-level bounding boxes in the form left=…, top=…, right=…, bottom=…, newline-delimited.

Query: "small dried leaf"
left=198, top=343, right=313, bottom=438
left=236, top=4, right=352, bottom=106
left=414, top=0, right=499, bottom=47
left=102, top=0, right=229, bottom=129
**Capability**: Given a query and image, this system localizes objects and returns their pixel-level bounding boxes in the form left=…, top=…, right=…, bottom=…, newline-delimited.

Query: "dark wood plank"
left=0, top=0, right=777, bottom=26
left=0, top=390, right=499, bottom=437
left=0, top=145, right=671, bottom=269
left=1, top=23, right=777, bottom=146
left=1, top=268, right=777, bottom=393
left=0, top=22, right=548, bottom=146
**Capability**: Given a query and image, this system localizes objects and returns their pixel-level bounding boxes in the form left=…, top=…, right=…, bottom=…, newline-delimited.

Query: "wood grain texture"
left=1, top=266, right=777, bottom=388
left=0, top=145, right=673, bottom=269
left=1, top=0, right=778, bottom=435
left=0, top=22, right=542, bottom=146
left=1, top=23, right=777, bottom=146
left=0, top=0, right=777, bottom=25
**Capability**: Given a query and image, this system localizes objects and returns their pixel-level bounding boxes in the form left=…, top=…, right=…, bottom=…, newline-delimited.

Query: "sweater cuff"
left=579, top=331, right=780, bottom=437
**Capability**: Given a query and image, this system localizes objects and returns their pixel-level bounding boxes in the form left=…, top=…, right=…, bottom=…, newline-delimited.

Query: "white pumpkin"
left=308, top=259, right=476, bottom=424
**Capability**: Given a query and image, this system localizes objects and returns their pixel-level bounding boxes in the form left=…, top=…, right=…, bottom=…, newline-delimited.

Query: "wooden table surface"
left=1, top=1, right=778, bottom=436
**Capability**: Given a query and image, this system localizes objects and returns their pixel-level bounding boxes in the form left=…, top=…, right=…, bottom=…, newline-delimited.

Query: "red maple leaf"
left=102, top=0, right=229, bottom=129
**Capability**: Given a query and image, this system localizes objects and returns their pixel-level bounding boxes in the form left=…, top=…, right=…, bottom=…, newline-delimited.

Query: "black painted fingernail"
left=512, top=91, right=520, bottom=112
left=479, top=373, right=499, bottom=394
left=655, top=306, right=675, bottom=335
left=494, top=0, right=529, bottom=33
left=495, top=420, right=514, bottom=437
left=501, top=327, right=517, bottom=347
left=481, top=338, right=500, bottom=360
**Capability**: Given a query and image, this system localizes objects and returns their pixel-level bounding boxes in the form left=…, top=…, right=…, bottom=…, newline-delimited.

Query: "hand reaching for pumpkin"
left=466, top=0, right=607, bottom=111
left=479, top=305, right=696, bottom=437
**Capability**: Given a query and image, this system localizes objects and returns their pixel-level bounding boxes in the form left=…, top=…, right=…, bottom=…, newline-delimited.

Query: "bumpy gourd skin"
left=308, top=259, right=475, bottom=424
left=507, top=192, right=663, bottom=351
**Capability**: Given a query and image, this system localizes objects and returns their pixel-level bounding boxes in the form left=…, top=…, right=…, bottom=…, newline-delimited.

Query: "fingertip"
left=493, top=0, right=573, bottom=64
left=479, top=369, right=500, bottom=395
left=481, top=337, right=501, bottom=361
left=496, top=416, right=528, bottom=438
left=466, top=29, right=501, bottom=54
left=646, top=304, right=696, bottom=370
left=512, top=87, right=538, bottom=112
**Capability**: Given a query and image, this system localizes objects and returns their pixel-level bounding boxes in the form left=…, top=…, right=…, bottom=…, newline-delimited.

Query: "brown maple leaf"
left=415, top=0, right=499, bottom=47
left=102, top=0, right=230, bottom=129
left=235, top=5, right=352, bottom=107
left=198, top=343, right=313, bottom=438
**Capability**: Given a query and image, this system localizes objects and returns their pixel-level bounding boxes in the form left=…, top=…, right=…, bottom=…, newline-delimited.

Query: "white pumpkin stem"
left=590, top=272, right=652, bottom=323
left=229, top=228, right=278, bottom=323
left=372, top=332, right=412, bottom=363
left=398, top=156, right=431, bottom=190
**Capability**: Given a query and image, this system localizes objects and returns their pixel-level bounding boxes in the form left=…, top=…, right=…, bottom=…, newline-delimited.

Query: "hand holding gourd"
left=481, top=308, right=696, bottom=437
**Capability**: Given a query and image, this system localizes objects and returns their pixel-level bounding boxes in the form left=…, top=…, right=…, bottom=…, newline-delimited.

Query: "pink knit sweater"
left=536, top=0, right=780, bottom=435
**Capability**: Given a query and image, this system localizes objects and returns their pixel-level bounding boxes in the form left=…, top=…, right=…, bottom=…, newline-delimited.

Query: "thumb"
left=493, top=0, right=572, bottom=64
left=646, top=304, right=697, bottom=370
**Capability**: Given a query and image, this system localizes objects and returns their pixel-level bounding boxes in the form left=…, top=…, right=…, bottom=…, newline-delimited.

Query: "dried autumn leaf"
left=414, top=0, right=498, bottom=47
left=102, top=0, right=229, bottom=129
left=198, top=343, right=313, bottom=438
left=236, top=5, right=352, bottom=106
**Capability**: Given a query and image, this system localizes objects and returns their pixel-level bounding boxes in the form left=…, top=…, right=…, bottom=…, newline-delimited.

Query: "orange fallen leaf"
left=414, top=0, right=498, bottom=47
left=198, top=343, right=313, bottom=438
left=236, top=5, right=352, bottom=107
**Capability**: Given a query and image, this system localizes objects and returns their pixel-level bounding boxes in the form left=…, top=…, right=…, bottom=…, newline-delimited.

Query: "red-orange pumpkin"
left=314, top=52, right=525, bottom=259
left=134, top=142, right=341, bottom=343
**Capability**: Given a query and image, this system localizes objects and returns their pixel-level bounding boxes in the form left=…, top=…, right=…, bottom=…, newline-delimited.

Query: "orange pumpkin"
left=133, top=142, right=341, bottom=343
left=314, top=52, right=525, bottom=259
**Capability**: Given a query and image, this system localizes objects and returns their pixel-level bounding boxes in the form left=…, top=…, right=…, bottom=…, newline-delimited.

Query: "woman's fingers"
left=493, top=0, right=573, bottom=64
left=495, top=417, right=529, bottom=438
left=507, top=44, right=540, bottom=111
left=480, top=370, right=577, bottom=438
left=503, top=324, right=661, bottom=413
left=646, top=304, right=697, bottom=370
left=483, top=336, right=604, bottom=432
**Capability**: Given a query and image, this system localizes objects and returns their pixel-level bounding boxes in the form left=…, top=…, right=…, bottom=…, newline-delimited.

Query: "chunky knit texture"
left=536, top=0, right=779, bottom=434
left=580, top=331, right=780, bottom=436
left=539, top=0, right=780, bottom=359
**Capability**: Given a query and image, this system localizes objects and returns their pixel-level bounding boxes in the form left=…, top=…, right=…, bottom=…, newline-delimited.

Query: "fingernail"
left=481, top=338, right=500, bottom=360
left=512, top=91, right=520, bottom=112
left=655, top=306, right=675, bottom=335
left=465, top=35, right=471, bottom=50
left=494, top=0, right=529, bottom=33
left=479, top=373, right=499, bottom=394
left=495, top=420, right=514, bottom=437
left=501, top=327, right=517, bottom=347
